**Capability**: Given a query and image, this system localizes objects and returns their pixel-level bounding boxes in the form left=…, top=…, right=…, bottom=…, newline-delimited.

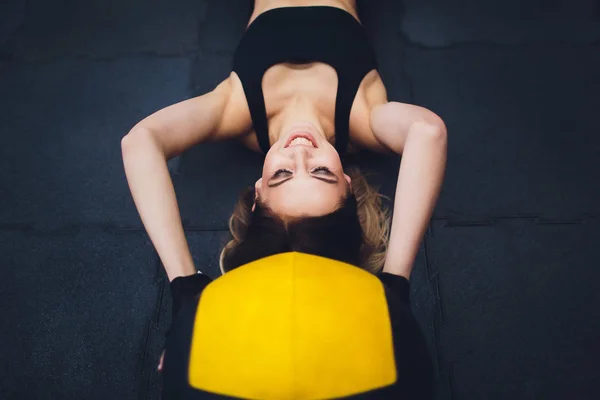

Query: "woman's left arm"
left=370, top=102, right=448, bottom=278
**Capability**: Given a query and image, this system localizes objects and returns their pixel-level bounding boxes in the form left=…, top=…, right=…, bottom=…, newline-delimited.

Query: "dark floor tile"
left=357, top=0, right=412, bottom=103
left=401, top=0, right=600, bottom=46
left=407, top=247, right=451, bottom=398
left=0, top=229, right=159, bottom=400
left=409, top=247, right=438, bottom=351
left=12, top=0, right=207, bottom=60
left=426, top=219, right=600, bottom=399
left=405, top=46, right=600, bottom=219
left=199, top=0, right=250, bottom=54
left=0, top=57, right=192, bottom=229
left=0, top=0, right=25, bottom=54
left=191, top=50, right=232, bottom=95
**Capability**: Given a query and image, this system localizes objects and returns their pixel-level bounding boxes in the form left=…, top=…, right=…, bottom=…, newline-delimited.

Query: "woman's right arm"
left=371, top=102, right=447, bottom=279
left=121, top=78, right=242, bottom=281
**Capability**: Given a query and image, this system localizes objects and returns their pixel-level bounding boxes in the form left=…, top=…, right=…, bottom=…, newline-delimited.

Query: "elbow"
left=121, top=126, right=161, bottom=156
left=120, top=132, right=135, bottom=154
left=412, top=114, right=447, bottom=144
left=121, top=127, right=143, bottom=153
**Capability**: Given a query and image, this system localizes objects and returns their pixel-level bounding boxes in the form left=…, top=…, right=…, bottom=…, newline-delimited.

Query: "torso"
left=222, top=0, right=390, bottom=154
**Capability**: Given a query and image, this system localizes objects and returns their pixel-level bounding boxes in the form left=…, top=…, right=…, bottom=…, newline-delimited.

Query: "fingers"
left=158, top=350, right=165, bottom=372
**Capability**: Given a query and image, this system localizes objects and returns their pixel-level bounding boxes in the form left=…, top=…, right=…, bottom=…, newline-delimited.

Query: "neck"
left=269, top=98, right=327, bottom=144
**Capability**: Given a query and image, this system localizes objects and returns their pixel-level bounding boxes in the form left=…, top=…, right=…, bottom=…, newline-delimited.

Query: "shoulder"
left=348, top=70, right=392, bottom=153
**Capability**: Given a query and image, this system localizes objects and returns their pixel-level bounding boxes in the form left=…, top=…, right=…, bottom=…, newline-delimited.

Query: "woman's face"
left=257, top=123, right=351, bottom=218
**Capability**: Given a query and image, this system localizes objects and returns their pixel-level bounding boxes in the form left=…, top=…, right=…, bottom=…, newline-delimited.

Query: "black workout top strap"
left=232, top=6, right=378, bottom=155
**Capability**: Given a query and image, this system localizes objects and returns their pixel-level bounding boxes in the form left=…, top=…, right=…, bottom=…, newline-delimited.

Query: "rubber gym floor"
left=1, top=1, right=599, bottom=399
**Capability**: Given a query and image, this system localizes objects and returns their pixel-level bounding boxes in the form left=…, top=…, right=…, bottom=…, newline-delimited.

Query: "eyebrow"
left=267, top=176, right=338, bottom=187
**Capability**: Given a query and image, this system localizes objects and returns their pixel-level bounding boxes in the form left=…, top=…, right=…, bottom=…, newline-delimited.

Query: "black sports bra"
left=232, top=6, right=378, bottom=155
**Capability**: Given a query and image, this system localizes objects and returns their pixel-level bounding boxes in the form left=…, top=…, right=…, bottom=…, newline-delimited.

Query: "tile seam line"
left=6, top=49, right=199, bottom=65
left=139, top=257, right=165, bottom=400
left=432, top=215, right=597, bottom=221
left=398, top=37, right=600, bottom=51
left=2, top=215, right=597, bottom=234
left=0, top=224, right=230, bottom=234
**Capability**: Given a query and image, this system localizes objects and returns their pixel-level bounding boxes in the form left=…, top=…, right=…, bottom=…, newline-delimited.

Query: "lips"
left=284, top=132, right=318, bottom=148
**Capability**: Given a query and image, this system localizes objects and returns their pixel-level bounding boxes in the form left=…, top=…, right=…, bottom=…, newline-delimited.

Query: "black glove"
left=169, top=272, right=213, bottom=316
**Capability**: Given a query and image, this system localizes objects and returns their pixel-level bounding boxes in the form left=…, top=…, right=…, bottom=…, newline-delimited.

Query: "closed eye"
left=272, top=169, right=292, bottom=179
left=312, top=166, right=334, bottom=176
left=267, top=166, right=339, bottom=187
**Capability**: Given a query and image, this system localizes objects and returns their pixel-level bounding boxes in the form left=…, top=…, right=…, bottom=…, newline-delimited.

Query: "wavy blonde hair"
left=220, top=167, right=390, bottom=274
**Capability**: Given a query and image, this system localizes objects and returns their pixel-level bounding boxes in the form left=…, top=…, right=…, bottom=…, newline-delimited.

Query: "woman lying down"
left=121, top=0, right=447, bottom=398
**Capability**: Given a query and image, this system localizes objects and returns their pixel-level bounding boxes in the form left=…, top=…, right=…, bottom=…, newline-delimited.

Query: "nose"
left=286, top=146, right=312, bottom=171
